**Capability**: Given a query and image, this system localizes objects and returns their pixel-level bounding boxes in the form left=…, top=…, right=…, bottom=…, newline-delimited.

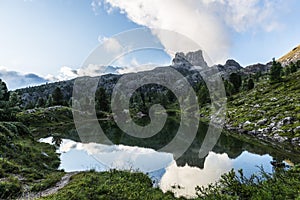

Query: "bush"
left=0, top=177, right=22, bottom=199
left=196, top=166, right=300, bottom=199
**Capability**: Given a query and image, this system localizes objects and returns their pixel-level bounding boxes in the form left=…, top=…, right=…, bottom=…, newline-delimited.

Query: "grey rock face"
left=225, top=59, right=241, bottom=68
left=244, top=63, right=271, bottom=74
left=172, top=50, right=208, bottom=68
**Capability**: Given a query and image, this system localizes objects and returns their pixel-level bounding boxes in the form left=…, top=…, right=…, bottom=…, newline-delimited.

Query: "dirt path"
left=18, top=172, right=78, bottom=199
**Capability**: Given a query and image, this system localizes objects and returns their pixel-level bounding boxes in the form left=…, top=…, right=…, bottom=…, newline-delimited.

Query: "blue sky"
left=0, top=0, right=300, bottom=89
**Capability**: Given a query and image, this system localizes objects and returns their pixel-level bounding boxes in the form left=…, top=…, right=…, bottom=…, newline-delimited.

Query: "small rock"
left=284, top=117, right=293, bottom=125
left=262, top=127, right=271, bottom=134
left=257, top=118, right=268, bottom=125
left=271, top=117, right=277, bottom=122
left=137, top=112, right=146, bottom=118
left=292, top=137, right=300, bottom=144
left=259, top=110, right=266, bottom=114
left=273, top=133, right=288, bottom=143
left=274, top=129, right=284, bottom=134
left=268, top=122, right=276, bottom=128
left=272, top=127, right=278, bottom=132
left=257, top=128, right=264, bottom=134
left=293, top=126, right=300, bottom=133
left=270, top=97, right=278, bottom=102
left=243, top=121, right=252, bottom=127
left=248, top=130, right=258, bottom=136
left=277, top=117, right=294, bottom=127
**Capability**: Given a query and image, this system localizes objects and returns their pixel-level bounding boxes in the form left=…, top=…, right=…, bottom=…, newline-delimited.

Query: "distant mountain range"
left=15, top=44, right=299, bottom=107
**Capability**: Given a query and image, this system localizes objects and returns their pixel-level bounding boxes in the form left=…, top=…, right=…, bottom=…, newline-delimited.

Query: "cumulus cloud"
left=0, top=66, right=48, bottom=90
left=95, top=0, right=284, bottom=64
left=113, top=57, right=160, bottom=74
left=40, top=137, right=174, bottom=172
left=102, top=37, right=124, bottom=54
left=91, top=0, right=102, bottom=14
left=202, top=0, right=282, bottom=32
left=46, top=66, right=78, bottom=81
left=78, top=64, right=121, bottom=76
left=160, top=152, right=232, bottom=198
left=46, top=64, right=122, bottom=82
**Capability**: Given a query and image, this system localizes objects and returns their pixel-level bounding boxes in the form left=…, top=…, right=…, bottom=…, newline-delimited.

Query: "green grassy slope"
left=226, top=70, right=300, bottom=139
left=39, top=170, right=180, bottom=200
left=16, top=106, right=79, bottom=141
left=0, top=122, right=63, bottom=199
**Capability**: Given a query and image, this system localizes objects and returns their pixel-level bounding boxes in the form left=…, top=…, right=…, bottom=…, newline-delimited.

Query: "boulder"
left=277, top=117, right=294, bottom=127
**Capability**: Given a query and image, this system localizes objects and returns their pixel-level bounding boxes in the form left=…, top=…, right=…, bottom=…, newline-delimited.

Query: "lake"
left=40, top=119, right=299, bottom=198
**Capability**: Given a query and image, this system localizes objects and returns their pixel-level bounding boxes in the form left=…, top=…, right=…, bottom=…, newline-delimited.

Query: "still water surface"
left=40, top=119, right=299, bottom=198
left=40, top=135, right=291, bottom=198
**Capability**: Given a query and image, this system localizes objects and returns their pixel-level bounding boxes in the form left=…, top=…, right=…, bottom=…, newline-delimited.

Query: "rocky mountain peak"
left=172, top=50, right=208, bottom=68
left=225, top=59, right=242, bottom=68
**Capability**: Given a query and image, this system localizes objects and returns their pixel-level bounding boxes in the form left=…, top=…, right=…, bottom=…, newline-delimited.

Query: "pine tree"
left=36, top=97, right=46, bottom=108
left=229, top=73, right=242, bottom=94
left=166, top=90, right=176, bottom=104
left=0, top=80, right=9, bottom=120
left=95, top=87, right=109, bottom=112
left=270, top=58, right=283, bottom=82
left=285, top=66, right=291, bottom=76
left=46, top=95, right=53, bottom=107
left=290, top=62, right=297, bottom=73
left=9, top=92, right=20, bottom=107
left=0, top=79, right=9, bottom=101
left=197, top=83, right=210, bottom=105
left=224, top=80, right=235, bottom=97
left=52, top=87, right=64, bottom=106
left=247, top=78, right=255, bottom=90
left=296, top=60, right=300, bottom=69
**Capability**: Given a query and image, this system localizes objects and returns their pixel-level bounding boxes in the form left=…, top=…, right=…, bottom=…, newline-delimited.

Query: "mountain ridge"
left=15, top=50, right=272, bottom=107
left=279, top=44, right=300, bottom=66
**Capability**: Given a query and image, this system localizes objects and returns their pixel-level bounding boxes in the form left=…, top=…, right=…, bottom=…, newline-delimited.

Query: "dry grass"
left=278, top=44, right=300, bottom=65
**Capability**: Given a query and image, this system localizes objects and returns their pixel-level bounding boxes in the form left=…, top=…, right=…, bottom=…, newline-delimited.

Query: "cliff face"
left=172, top=50, right=208, bottom=68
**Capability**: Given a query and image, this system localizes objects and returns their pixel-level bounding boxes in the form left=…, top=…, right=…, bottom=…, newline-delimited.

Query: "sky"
left=0, top=0, right=300, bottom=89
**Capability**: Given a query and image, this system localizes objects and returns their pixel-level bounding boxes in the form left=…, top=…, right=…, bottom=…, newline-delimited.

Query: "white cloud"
left=102, top=37, right=123, bottom=53
left=160, top=152, right=232, bottom=198
left=96, top=0, right=284, bottom=64
left=78, top=64, right=112, bottom=76
left=91, top=0, right=102, bottom=14
left=115, top=57, right=170, bottom=74
left=117, top=64, right=158, bottom=74
left=203, top=0, right=283, bottom=32
left=0, top=66, right=48, bottom=90
left=46, top=66, right=78, bottom=82
left=46, top=63, right=122, bottom=82
left=40, top=137, right=174, bottom=172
